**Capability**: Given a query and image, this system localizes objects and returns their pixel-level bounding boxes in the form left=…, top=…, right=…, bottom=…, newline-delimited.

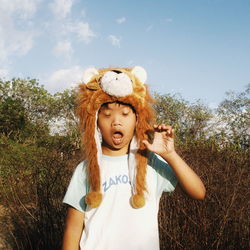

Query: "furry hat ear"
left=83, top=67, right=99, bottom=83
left=131, top=66, right=147, bottom=83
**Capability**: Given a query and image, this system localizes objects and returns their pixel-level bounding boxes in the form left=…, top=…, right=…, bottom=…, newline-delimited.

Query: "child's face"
left=97, top=102, right=136, bottom=156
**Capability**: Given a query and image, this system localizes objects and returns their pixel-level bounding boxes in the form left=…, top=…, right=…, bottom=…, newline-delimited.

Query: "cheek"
left=97, top=119, right=109, bottom=135
left=127, top=118, right=136, bottom=134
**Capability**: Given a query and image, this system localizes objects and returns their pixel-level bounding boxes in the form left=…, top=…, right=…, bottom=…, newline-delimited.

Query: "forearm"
left=62, top=228, right=82, bottom=250
left=161, top=151, right=206, bottom=200
left=62, top=207, right=84, bottom=250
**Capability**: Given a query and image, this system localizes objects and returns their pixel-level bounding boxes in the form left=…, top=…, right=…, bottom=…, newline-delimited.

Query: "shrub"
left=0, top=135, right=81, bottom=249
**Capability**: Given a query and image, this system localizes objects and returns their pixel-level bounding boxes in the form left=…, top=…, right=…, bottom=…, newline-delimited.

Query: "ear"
left=131, top=66, right=147, bottom=83
left=83, top=67, right=99, bottom=83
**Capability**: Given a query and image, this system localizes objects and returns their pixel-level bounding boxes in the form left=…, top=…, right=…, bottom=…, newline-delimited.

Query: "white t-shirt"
left=63, top=153, right=178, bottom=250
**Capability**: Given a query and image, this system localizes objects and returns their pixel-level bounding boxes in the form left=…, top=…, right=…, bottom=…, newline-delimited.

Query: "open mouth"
left=112, top=131, right=124, bottom=145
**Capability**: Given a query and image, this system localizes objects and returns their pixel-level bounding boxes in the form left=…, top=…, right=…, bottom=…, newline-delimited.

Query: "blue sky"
left=0, top=0, right=249, bottom=107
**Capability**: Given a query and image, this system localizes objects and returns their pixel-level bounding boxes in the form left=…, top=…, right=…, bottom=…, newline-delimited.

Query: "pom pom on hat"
left=130, top=194, right=145, bottom=209
left=86, top=191, right=103, bottom=208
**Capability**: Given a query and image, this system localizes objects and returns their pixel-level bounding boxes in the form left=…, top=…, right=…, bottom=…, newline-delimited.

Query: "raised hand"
left=142, top=124, right=175, bottom=157
left=143, top=124, right=206, bottom=200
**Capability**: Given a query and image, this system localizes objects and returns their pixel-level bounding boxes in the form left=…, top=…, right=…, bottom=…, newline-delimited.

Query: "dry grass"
left=158, top=142, right=249, bottom=250
left=0, top=139, right=249, bottom=249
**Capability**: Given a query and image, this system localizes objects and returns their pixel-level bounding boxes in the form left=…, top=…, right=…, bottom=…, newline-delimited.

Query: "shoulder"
left=147, top=152, right=178, bottom=193
left=147, top=152, right=176, bottom=178
left=63, top=161, right=89, bottom=212
left=70, top=161, right=87, bottom=181
left=147, top=152, right=166, bottom=169
left=75, top=161, right=86, bottom=171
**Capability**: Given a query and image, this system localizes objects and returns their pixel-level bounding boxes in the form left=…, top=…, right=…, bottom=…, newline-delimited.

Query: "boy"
left=62, top=66, right=205, bottom=250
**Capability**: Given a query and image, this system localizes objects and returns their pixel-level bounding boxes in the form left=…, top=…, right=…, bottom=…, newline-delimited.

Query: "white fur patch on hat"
left=100, top=71, right=133, bottom=97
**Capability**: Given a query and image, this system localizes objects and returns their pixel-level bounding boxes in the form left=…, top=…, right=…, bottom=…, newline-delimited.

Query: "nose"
left=112, top=115, right=122, bottom=127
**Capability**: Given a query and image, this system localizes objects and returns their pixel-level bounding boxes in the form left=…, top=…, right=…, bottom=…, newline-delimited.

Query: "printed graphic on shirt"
left=103, top=174, right=130, bottom=192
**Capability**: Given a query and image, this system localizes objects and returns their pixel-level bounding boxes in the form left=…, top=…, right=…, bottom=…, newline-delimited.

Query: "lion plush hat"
left=76, top=66, right=155, bottom=209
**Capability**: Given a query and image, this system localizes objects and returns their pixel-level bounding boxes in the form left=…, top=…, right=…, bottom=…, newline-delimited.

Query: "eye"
left=122, top=109, right=130, bottom=116
left=104, top=112, right=111, bottom=117
left=101, top=110, right=111, bottom=117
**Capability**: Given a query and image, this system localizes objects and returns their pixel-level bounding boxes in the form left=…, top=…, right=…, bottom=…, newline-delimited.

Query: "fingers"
left=153, top=124, right=174, bottom=136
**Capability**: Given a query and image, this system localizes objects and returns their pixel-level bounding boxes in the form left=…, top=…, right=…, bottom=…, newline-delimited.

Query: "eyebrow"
left=99, top=105, right=113, bottom=111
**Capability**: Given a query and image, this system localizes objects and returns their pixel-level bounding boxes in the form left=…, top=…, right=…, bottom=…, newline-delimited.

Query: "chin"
left=112, top=144, right=127, bottom=151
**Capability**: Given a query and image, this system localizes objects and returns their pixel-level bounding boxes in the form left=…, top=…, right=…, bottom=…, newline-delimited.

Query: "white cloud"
left=0, top=0, right=39, bottom=66
left=53, top=40, right=73, bottom=60
left=0, top=0, right=41, bottom=19
left=49, top=0, right=74, bottom=19
left=0, top=40, right=8, bottom=64
left=47, top=66, right=84, bottom=93
left=0, top=24, right=34, bottom=65
left=10, top=32, right=34, bottom=56
left=68, top=21, right=96, bottom=43
left=208, top=102, right=218, bottom=109
left=116, top=17, right=126, bottom=24
left=108, top=35, right=121, bottom=47
left=0, top=68, right=9, bottom=79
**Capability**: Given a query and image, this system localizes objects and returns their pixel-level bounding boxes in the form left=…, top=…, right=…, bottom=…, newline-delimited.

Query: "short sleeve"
left=148, top=152, right=178, bottom=196
left=63, top=161, right=88, bottom=212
